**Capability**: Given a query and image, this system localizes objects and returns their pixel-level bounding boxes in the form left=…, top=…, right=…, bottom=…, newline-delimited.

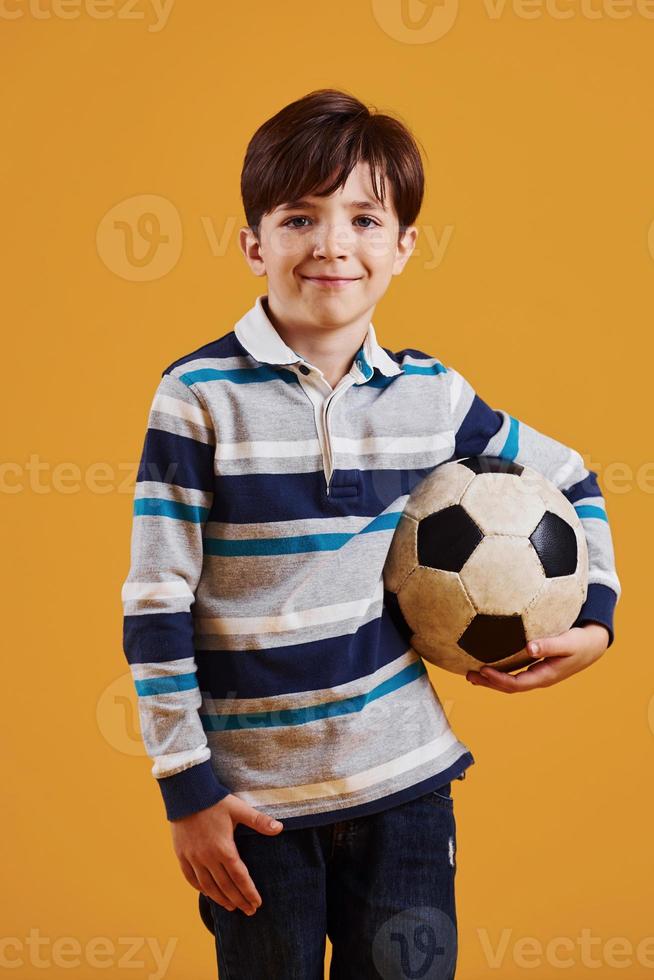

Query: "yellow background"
left=2, top=1, right=651, bottom=977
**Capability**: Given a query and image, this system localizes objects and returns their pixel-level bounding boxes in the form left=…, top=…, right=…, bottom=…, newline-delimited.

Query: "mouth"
left=300, top=275, right=362, bottom=288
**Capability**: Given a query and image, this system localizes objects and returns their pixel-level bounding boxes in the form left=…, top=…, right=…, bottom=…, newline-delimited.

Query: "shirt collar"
left=233, top=294, right=403, bottom=384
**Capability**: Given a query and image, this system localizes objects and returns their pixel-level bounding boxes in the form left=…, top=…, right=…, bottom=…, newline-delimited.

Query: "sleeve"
left=446, top=365, right=621, bottom=647
left=121, top=369, right=232, bottom=820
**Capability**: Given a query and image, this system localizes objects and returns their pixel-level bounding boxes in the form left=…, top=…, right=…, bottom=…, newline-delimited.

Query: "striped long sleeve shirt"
left=121, top=293, right=621, bottom=828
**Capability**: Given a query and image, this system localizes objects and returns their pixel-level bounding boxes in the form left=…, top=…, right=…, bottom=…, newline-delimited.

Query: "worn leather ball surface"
left=383, top=456, right=589, bottom=675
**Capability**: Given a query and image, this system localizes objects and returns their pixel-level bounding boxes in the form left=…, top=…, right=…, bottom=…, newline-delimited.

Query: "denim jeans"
left=200, top=780, right=461, bottom=979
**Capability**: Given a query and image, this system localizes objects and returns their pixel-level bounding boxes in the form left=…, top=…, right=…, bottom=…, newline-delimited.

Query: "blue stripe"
left=135, top=672, right=198, bottom=696
left=401, top=362, right=447, bottom=376
left=361, top=511, right=403, bottom=533
left=123, top=611, right=196, bottom=666
left=195, top=606, right=410, bottom=699
left=562, top=473, right=603, bottom=503
left=136, top=427, right=215, bottom=493
left=204, top=510, right=404, bottom=557
left=454, top=395, right=504, bottom=458
left=574, top=504, right=608, bottom=522
left=179, top=366, right=299, bottom=386
left=200, top=659, right=427, bottom=732
left=210, top=469, right=438, bottom=524
left=499, top=415, right=520, bottom=460
left=134, top=498, right=210, bottom=522
left=366, top=374, right=401, bottom=389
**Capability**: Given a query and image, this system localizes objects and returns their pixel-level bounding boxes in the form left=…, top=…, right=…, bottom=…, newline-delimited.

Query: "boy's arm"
left=121, top=369, right=231, bottom=821
left=446, top=365, right=621, bottom=646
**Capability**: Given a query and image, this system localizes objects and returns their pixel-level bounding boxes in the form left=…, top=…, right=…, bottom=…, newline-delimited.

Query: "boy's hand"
left=169, top=794, right=284, bottom=915
left=465, top=623, right=609, bottom=693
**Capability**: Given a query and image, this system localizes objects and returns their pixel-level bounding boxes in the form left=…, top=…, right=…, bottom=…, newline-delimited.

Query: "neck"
left=263, top=293, right=372, bottom=389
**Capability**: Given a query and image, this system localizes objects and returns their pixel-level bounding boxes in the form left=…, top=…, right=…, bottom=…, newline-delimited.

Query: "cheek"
left=361, top=233, right=397, bottom=267
left=267, top=230, right=305, bottom=268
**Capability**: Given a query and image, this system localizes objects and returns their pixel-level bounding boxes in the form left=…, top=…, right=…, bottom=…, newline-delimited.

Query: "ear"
left=239, top=226, right=266, bottom=277
left=392, top=224, right=418, bottom=275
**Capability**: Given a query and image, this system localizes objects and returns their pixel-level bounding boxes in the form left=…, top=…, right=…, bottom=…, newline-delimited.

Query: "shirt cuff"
left=571, top=583, right=618, bottom=648
left=156, top=758, right=232, bottom=821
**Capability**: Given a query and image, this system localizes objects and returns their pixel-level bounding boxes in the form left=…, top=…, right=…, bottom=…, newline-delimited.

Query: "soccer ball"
left=383, top=456, right=589, bottom=675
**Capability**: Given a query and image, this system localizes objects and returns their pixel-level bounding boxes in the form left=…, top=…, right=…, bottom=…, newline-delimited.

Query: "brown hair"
left=240, top=88, right=427, bottom=240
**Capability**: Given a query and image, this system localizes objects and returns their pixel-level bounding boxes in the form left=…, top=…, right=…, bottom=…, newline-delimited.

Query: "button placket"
left=295, top=366, right=355, bottom=495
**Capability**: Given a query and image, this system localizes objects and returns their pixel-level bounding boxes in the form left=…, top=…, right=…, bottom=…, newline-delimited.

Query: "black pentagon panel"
left=459, top=456, right=524, bottom=477
left=529, top=511, right=577, bottom=577
left=459, top=614, right=527, bottom=662
left=417, top=505, right=483, bottom=572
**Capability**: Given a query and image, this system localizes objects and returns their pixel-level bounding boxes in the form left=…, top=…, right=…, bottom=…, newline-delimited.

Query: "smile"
left=301, top=276, right=362, bottom=288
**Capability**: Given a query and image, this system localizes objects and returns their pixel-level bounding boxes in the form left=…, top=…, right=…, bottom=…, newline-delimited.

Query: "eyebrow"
left=276, top=198, right=386, bottom=213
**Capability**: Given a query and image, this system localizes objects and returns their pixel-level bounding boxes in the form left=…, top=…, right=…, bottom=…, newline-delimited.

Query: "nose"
left=312, top=220, right=353, bottom=260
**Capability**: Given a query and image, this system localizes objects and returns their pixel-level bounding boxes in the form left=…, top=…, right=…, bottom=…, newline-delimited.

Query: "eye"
left=282, top=216, right=311, bottom=228
left=354, top=216, right=380, bottom=228
left=281, top=215, right=380, bottom=229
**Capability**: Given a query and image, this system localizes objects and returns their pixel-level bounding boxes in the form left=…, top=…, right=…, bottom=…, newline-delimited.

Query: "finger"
left=467, top=669, right=515, bottom=693
left=178, top=854, right=202, bottom=890
left=526, top=632, right=575, bottom=660
left=221, top=850, right=263, bottom=910
left=467, top=658, right=563, bottom=692
left=196, top=865, right=250, bottom=914
left=179, top=857, right=236, bottom=912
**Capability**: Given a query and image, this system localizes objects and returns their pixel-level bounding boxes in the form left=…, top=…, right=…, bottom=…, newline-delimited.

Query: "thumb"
left=527, top=634, right=568, bottom=659
left=236, top=803, right=284, bottom=835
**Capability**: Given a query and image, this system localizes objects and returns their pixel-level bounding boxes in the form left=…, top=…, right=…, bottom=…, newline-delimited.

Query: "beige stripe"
left=195, top=579, right=384, bottom=636
left=153, top=392, right=212, bottom=430
left=236, top=730, right=460, bottom=806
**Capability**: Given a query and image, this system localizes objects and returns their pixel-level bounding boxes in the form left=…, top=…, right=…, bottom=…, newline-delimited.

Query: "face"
left=239, top=160, right=417, bottom=331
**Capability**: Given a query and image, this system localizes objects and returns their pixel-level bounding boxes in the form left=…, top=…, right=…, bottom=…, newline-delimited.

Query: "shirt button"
left=356, top=360, right=363, bottom=371
left=298, top=364, right=310, bottom=375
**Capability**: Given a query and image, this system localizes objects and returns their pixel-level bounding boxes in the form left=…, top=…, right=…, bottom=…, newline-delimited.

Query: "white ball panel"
left=460, top=472, right=545, bottom=536
left=398, top=565, right=476, bottom=642
left=383, top=512, right=418, bottom=593
left=404, top=460, right=476, bottom=522
left=522, top=575, right=586, bottom=640
left=531, top=468, right=582, bottom=526
left=461, top=536, right=544, bottom=615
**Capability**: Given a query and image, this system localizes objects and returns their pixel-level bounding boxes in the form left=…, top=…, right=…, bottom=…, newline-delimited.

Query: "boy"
left=121, top=89, right=621, bottom=979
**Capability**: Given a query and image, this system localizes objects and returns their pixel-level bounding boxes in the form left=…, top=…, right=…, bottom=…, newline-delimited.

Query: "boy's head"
left=239, top=88, right=425, bottom=333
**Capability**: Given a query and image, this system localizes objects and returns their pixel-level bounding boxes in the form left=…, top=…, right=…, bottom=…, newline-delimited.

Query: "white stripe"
left=134, top=482, right=213, bottom=507
left=151, top=746, right=211, bottom=779
left=196, top=578, right=384, bottom=636
left=213, top=432, right=452, bottom=462
left=448, top=367, right=465, bottom=416
left=574, top=496, right=606, bottom=510
left=552, top=450, right=587, bottom=489
left=152, top=392, right=212, bottom=430
left=130, top=657, right=197, bottom=680
left=236, top=730, right=462, bottom=806
left=334, top=431, right=453, bottom=455
left=215, top=437, right=321, bottom=461
left=121, top=580, right=195, bottom=601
